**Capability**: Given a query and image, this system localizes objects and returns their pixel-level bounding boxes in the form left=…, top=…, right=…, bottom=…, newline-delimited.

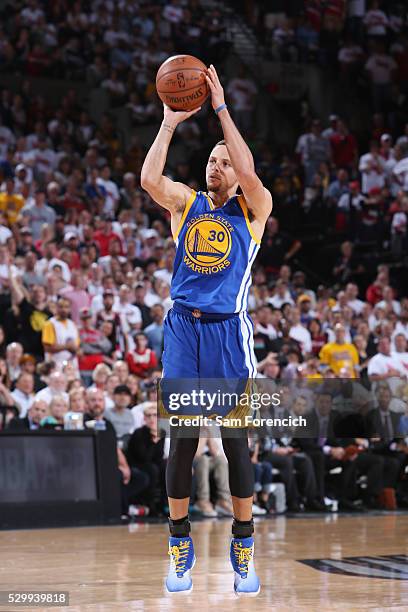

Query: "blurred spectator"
left=7, top=399, right=48, bottom=430
left=5, top=342, right=23, bottom=384
left=144, top=304, right=164, bottom=360
left=8, top=273, right=51, bottom=360
left=41, top=395, right=68, bottom=429
left=125, top=402, right=166, bottom=516
left=41, top=297, right=80, bottom=368
left=105, top=384, right=135, bottom=446
left=319, top=323, right=359, bottom=377
left=0, top=178, right=25, bottom=225
left=10, top=372, right=35, bottom=417
left=193, top=432, right=233, bottom=517
left=59, top=271, right=91, bottom=325
left=226, top=65, right=258, bottom=135
left=365, top=42, right=397, bottom=112
left=289, top=307, right=312, bottom=355
left=367, top=336, right=405, bottom=381
left=84, top=387, right=115, bottom=435
left=114, top=284, right=142, bottom=350
left=35, top=370, right=68, bottom=405
left=69, top=387, right=86, bottom=414
left=303, top=120, right=331, bottom=186
left=258, top=218, right=301, bottom=273
left=78, top=307, right=112, bottom=384
left=21, top=189, right=56, bottom=240
left=126, top=332, right=158, bottom=378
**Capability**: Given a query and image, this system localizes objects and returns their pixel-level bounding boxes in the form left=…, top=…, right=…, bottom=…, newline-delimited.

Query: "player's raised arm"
left=205, top=65, right=272, bottom=222
left=140, top=105, right=201, bottom=213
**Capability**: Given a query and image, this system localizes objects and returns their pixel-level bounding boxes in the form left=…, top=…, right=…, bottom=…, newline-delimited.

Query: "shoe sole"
left=165, top=585, right=193, bottom=595
left=234, top=585, right=261, bottom=597
left=165, top=557, right=196, bottom=595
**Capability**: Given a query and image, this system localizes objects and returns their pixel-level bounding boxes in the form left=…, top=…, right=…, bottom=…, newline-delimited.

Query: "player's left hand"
left=205, top=64, right=225, bottom=110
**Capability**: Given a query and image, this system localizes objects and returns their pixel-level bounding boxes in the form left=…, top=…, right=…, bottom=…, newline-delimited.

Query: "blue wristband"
left=215, top=103, right=227, bottom=115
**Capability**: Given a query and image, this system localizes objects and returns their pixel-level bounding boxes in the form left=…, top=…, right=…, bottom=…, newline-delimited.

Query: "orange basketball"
left=156, top=55, right=209, bottom=111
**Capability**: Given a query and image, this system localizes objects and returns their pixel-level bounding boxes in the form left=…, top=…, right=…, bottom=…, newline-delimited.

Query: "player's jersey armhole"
left=237, top=195, right=262, bottom=245
left=204, top=193, right=215, bottom=210
left=172, top=189, right=197, bottom=241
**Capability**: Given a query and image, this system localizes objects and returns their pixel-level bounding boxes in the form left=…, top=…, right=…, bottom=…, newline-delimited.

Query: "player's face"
left=206, top=145, right=238, bottom=193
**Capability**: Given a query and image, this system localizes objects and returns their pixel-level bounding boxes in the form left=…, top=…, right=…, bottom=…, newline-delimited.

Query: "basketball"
left=156, top=54, right=209, bottom=111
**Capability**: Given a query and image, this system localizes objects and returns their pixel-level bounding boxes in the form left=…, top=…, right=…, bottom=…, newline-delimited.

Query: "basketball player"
left=141, top=65, right=272, bottom=595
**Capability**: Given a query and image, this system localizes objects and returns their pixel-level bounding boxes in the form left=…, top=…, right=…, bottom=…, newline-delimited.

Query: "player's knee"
left=168, top=437, right=199, bottom=462
left=221, top=434, right=249, bottom=464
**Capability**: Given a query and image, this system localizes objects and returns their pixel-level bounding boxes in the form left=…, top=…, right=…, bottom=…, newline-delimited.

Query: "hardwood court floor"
left=1, top=514, right=408, bottom=611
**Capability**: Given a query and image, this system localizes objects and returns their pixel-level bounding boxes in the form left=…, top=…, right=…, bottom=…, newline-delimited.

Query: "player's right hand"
left=163, top=103, right=201, bottom=127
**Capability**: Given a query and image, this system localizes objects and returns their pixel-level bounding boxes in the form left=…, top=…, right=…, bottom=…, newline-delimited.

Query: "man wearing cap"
left=14, top=163, right=33, bottom=193
left=380, top=133, right=394, bottom=161
left=17, top=227, right=39, bottom=258
left=297, top=294, right=315, bottom=326
left=46, top=181, right=65, bottom=216
left=322, top=114, right=340, bottom=139
left=21, top=188, right=56, bottom=241
left=140, top=228, right=160, bottom=260
left=105, top=384, right=135, bottom=446
left=63, top=232, right=81, bottom=270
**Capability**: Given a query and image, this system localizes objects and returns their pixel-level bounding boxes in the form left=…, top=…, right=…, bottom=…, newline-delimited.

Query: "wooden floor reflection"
left=1, top=514, right=408, bottom=611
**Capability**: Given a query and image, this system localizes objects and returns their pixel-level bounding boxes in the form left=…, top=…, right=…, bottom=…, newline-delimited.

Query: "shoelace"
left=232, top=542, right=253, bottom=577
left=169, top=540, right=191, bottom=577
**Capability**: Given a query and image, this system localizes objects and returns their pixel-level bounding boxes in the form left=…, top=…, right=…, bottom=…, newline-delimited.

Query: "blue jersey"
left=171, top=190, right=261, bottom=313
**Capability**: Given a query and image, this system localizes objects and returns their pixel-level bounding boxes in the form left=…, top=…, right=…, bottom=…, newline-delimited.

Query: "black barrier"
left=0, top=430, right=121, bottom=530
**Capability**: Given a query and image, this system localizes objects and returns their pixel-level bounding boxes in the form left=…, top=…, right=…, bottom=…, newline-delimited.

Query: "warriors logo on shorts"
left=184, top=218, right=232, bottom=274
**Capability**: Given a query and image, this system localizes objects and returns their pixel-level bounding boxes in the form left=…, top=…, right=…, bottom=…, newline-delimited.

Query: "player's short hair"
left=215, top=139, right=226, bottom=146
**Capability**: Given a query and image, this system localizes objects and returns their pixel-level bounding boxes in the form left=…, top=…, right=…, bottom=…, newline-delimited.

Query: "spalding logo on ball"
left=156, top=55, right=209, bottom=111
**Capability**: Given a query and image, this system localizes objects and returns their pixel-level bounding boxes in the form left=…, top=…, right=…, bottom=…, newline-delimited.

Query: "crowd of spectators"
left=0, top=0, right=407, bottom=520
left=0, top=0, right=229, bottom=115
left=245, top=0, right=407, bottom=88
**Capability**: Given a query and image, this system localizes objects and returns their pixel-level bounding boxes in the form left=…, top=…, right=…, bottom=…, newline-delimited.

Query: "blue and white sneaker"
left=230, top=537, right=260, bottom=596
left=166, top=536, right=196, bottom=593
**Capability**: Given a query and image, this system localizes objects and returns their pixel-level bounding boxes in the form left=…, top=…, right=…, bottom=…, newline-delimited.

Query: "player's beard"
left=206, top=176, right=222, bottom=192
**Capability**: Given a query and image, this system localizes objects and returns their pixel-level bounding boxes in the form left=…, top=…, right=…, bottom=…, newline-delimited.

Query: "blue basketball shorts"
left=160, top=302, right=257, bottom=419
